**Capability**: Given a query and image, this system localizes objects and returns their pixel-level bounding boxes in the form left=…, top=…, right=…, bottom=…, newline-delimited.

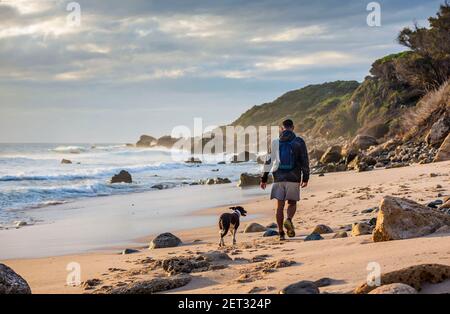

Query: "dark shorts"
left=270, top=182, right=300, bottom=202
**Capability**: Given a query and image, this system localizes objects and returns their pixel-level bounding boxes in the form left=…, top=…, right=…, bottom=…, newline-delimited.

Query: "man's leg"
left=276, top=200, right=285, bottom=234
left=287, top=200, right=297, bottom=220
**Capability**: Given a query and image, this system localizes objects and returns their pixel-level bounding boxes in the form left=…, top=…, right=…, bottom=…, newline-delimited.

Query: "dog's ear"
left=229, top=206, right=236, bottom=210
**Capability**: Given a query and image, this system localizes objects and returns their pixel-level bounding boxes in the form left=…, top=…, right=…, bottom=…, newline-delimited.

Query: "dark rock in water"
left=156, top=136, right=179, bottom=148
left=121, top=248, right=139, bottom=255
left=0, top=263, right=32, bottom=294
left=111, top=170, right=132, bottom=184
left=279, top=280, right=319, bottom=294
left=61, top=159, right=72, bottom=164
left=428, top=200, right=444, bottom=209
left=218, top=161, right=226, bottom=165
left=199, top=177, right=231, bottom=185
left=304, top=233, right=324, bottom=241
left=150, top=233, right=182, bottom=249
left=151, top=183, right=175, bottom=190
left=185, top=157, right=202, bottom=164
left=263, top=229, right=279, bottom=237
left=109, top=275, right=191, bottom=294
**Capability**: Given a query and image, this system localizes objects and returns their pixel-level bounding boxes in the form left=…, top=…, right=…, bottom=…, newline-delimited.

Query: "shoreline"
left=2, top=161, right=450, bottom=294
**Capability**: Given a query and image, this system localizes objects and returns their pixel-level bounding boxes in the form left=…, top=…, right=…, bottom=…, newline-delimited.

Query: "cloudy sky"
left=0, top=0, right=443, bottom=143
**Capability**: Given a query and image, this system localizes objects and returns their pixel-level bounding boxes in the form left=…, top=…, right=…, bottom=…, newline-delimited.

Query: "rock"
left=427, top=200, right=443, bottom=209
left=263, top=229, right=279, bottom=237
left=355, top=264, right=450, bottom=294
left=185, top=157, right=202, bottom=164
left=136, top=135, right=157, bottom=147
left=433, top=225, right=450, bottom=234
left=314, top=278, right=333, bottom=288
left=15, top=221, right=27, bottom=228
left=237, top=173, right=273, bottom=187
left=244, top=223, right=266, bottom=233
left=111, top=170, right=132, bottom=184
left=151, top=183, right=175, bottom=190
left=200, top=251, right=232, bottom=262
left=434, top=133, right=450, bottom=162
left=312, top=224, right=333, bottom=234
left=368, top=283, right=418, bottom=294
left=149, top=233, right=182, bottom=249
left=351, top=135, right=378, bottom=151
left=82, top=278, right=102, bottom=290
left=279, top=281, right=319, bottom=294
left=156, top=136, right=179, bottom=148
left=368, top=217, right=377, bottom=226
left=426, top=115, right=450, bottom=148
left=121, top=248, right=139, bottom=255
left=333, top=231, right=348, bottom=238
left=61, top=159, right=72, bottom=164
left=361, top=207, right=378, bottom=214
left=304, top=233, right=324, bottom=241
left=0, top=263, right=32, bottom=294
left=266, top=222, right=278, bottom=229
left=351, top=222, right=373, bottom=236
left=372, top=196, right=450, bottom=242
left=438, top=200, right=450, bottom=211
left=162, top=258, right=209, bottom=275
left=320, top=146, right=342, bottom=164
left=109, top=275, right=191, bottom=294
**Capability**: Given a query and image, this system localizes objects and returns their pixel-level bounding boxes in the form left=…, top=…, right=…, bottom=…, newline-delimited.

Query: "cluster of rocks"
left=196, top=177, right=231, bottom=185
left=311, top=129, right=448, bottom=175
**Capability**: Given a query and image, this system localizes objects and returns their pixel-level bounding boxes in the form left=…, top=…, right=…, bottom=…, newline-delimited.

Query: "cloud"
left=250, top=25, right=327, bottom=43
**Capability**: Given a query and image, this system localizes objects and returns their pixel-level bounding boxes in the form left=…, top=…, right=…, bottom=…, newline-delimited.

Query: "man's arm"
left=298, top=139, right=310, bottom=184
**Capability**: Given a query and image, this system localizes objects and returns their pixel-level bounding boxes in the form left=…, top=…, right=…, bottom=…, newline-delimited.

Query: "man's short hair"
left=282, top=119, right=294, bottom=129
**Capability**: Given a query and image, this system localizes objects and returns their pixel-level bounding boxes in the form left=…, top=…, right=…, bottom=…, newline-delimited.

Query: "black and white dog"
left=218, top=206, right=247, bottom=246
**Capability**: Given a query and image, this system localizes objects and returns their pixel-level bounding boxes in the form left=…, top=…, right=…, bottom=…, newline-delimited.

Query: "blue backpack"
left=278, top=139, right=295, bottom=170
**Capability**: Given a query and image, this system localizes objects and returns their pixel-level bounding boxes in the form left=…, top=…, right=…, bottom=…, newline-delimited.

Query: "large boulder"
left=110, top=170, right=132, bottom=184
left=149, top=233, right=182, bottom=249
left=244, top=223, right=266, bottom=233
left=136, top=135, right=157, bottom=147
left=355, top=264, right=450, bottom=294
left=373, top=196, right=450, bottom=242
left=237, top=173, right=272, bottom=187
left=426, top=115, right=450, bottom=148
left=319, top=146, right=342, bottom=164
left=109, top=275, right=191, bottom=294
left=0, top=264, right=32, bottom=294
left=368, top=283, right=418, bottom=294
left=351, top=135, right=378, bottom=151
left=434, top=133, right=450, bottom=162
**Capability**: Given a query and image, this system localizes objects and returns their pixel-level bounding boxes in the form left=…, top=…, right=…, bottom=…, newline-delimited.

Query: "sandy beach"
left=2, top=160, right=449, bottom=294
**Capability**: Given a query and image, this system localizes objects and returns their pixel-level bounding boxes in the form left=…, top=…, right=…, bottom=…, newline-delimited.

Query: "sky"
left=0, top=0, right=444, bottom=143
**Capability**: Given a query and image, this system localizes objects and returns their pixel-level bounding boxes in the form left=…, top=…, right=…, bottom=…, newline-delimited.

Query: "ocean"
left=0, top=143, right=260, bottom=226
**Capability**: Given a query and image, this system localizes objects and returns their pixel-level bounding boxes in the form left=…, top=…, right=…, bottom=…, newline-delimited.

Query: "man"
left=260, top=119, right=310, bottom=241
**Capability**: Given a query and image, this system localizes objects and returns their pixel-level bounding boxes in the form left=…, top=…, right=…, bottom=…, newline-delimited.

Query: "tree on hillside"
left=397, top=2, right=450, bottom=91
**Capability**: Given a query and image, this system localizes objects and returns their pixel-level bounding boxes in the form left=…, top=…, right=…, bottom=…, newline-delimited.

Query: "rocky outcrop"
left=185, top=157, right=202, bottom=164
left=244, top=223, right=266, bottom=233
left=149, top=233, right=182, bottom=249
left=162, top=258, right=209, bottom=276
left=109, top=275, right=191, bottom=294
left=426, top=115, right=450, bottom=148
left=355, top=264, right=450, bottom=294
left=136, top=135, right=157, bottom=147
left=434, top=133, right=450, bottom=162
left=320, top=146, right=342, bottom=164
left=368, top=283, right=418, bottom=294
left=110, top=170, right=132, bottom=184
left=157, top=136, right=179, bottom=148
left=0, top=264, right=32, bottom=294
left=237, top=173, right=273, bottom=187
left=373, top=196, right=450, bottom=242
